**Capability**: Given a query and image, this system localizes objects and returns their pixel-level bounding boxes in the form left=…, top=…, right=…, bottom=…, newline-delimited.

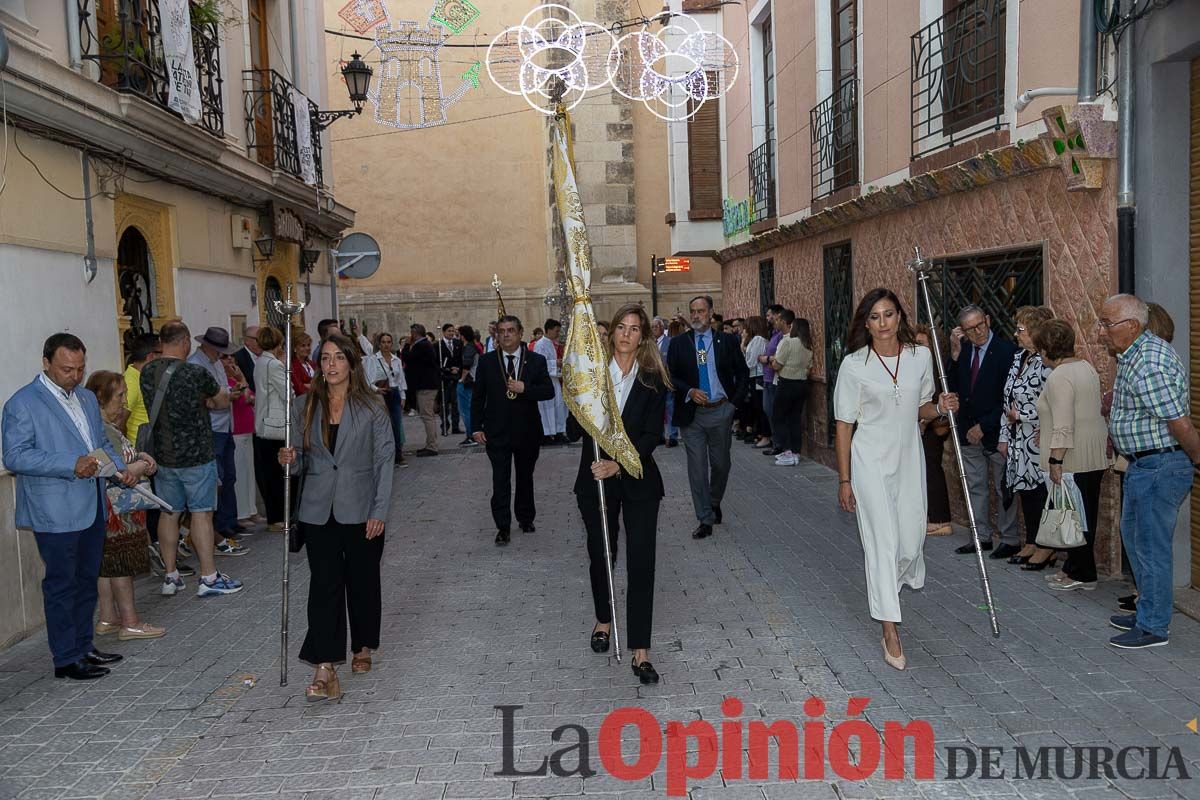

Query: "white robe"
left=533, top=336, right=567, bottom=435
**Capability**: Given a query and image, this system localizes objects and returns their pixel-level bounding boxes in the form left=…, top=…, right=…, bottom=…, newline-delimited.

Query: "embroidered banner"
left=291, top=87, right=318, bottom=186
left=161, top=0, right=201, bottom=124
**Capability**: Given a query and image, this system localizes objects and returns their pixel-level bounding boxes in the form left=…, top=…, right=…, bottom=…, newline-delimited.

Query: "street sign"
left=333, top=232, right=381, bottom=279
left=658, top=257, right=691, bottom=273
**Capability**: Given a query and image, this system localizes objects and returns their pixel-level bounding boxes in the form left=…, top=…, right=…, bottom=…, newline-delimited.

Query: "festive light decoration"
left=485, top=6, right=737, bottom=121
left=606, top=16, right=738, bottom=122
left=487, top=4, right=616, bottom=114
left=338, top=0, right=389, bottom=34
left=431, top=0, right=481, bottom=34
left=369, top=20, right=481, bottom=129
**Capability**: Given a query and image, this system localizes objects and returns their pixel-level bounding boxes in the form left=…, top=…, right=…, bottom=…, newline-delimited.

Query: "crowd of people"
left=2, top=289, right=1195, bottom=693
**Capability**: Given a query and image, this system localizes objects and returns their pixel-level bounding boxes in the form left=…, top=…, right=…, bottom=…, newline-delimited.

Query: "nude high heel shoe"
left=306, top=665, right=341, bottom=702
left=881, top=638, right=906, bottom=671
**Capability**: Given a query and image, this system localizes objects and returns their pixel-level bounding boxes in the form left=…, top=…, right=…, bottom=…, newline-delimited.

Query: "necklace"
left=499, top=348, right=524, bottom=399
left=872, top=346, right=902, bottom=405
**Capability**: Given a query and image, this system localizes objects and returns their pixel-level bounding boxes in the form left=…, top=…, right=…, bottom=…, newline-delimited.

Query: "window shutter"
left=688, top=96, right=722, bottom=215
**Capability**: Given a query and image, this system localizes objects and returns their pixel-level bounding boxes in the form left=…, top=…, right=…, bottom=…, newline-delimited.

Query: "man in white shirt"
left=351, top=319, right=374, bottom=356
left=533, top=319, right=568, bottom=444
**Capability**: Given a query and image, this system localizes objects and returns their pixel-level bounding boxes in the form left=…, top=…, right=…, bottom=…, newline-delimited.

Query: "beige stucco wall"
left=861, top=0, right=920, bottom=187
left=1016, top=0, right=1084, bottom=126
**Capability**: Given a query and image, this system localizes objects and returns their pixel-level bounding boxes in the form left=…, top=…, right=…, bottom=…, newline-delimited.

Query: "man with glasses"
left=1100, top=294, right=1200, bottom=649
left=949, top=305, right=1019, bottom=559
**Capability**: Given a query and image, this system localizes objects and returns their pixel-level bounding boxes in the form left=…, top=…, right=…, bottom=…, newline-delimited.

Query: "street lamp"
left=312, top=52, right=374, bottom=131
left=300, top=248, right=322, bottom=273
left=253, top=236, right=275, bottom=261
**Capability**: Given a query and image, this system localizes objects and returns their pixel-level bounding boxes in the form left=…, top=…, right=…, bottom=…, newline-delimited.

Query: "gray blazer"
left=291, top=394, right=394, bottom=525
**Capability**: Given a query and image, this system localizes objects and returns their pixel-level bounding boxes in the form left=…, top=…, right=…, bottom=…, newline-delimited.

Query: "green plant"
left=190, top=0, right=240, bottom=29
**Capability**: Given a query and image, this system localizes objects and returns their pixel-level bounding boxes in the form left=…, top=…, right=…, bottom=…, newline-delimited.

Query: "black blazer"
left=567, top=370, right=668, bottom=502
left=949, top=334, right=1018, bottom=451
left=470, top=346, right=555, bottom=447
left=666, top=329, right=749, bottom=428
left=405, top=338, right=440, bottom=391
left=438, top=338, right=463, bottom=381
left=234, top=346, right=257, bottom=391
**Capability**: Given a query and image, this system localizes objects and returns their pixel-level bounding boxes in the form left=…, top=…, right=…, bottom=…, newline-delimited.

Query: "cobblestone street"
left=2, top=422, right=1199, bottom=800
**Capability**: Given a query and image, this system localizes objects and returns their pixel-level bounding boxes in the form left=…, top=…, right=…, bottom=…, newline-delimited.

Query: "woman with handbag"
left=570, top=303, right=669, bottom=684
left=996, top=306, right=1055, bottom=569
left=85, top=371, right=166, bottom=641
left=253, top=327, right=289, bottom=531
left=1034, top=320, right=1110, bottom=592
left=279, top=334, right=394, bottom=701
left=366, top=332, right=408, bottom=466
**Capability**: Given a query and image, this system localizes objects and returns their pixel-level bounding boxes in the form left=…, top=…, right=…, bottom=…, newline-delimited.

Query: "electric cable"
left=12, top=130, right=106, bottom=201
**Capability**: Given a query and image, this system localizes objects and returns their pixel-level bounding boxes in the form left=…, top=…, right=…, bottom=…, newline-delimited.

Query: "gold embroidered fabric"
left=552, top=106, right=642, bottom=478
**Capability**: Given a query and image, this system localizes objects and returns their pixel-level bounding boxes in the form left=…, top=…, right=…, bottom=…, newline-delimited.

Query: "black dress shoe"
left=416, top=448, right=439, bottom=457
left=990, top=543, right=1021, bottom=560
left=590, top=628, right=611, bottom=653
left=713, top=505, right=723, bottom=525
left=495, top=528, right=510, bottom=546
left=519, top=522, right=536, bottom=533
left=631, top=659, right=660, bottom=684
left=86, top=649, right=123, bottom=666
left=55, top=661, right=109, bottom=680
left=665, top=439, right=678, bottom=448
left=1117, top=594, right=1138, bottom=612
left=691, top=523, right=713, bottom=539
left=955, top=541, right=992, bottom=554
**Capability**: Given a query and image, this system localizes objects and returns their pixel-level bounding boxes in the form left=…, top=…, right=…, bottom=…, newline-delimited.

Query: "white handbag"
left=1035, top=482, right=1086, bottom=549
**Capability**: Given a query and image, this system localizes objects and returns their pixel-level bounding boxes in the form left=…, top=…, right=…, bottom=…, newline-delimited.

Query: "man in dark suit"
left=949, top=305, right=1020, bottom=559
left=233, top=326, right=260, bottom=391
left=406, top=324, right=441, bottom=456
left=667, top=296, right=749, bottom=539
left=437, top=324, right=463, bottom=436
left=471, top=315, right=555, bottom=545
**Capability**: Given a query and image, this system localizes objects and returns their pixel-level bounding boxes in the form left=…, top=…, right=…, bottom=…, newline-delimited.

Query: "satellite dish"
left=333, top=232, right=381, bottom=279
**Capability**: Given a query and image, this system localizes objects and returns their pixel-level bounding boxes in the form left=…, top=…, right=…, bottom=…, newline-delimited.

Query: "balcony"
left=910, top=0, right=1006, bottom=160
left=78, top=0, right=225, bottom=138
left=243, top=69, right=325, bottom=187
left=748, top=140, right=777, bottom=227
left=811, top=77, right=859, bottom=202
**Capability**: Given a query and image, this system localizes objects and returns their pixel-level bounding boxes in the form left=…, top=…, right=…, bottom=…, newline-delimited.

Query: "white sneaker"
left=161, top=576, right=184, bottom=596
left=774, top=453, right=798, bottom=466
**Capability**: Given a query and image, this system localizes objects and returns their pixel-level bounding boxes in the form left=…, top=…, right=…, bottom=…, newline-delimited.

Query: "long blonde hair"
left=607, top=303, right=671, bottom=391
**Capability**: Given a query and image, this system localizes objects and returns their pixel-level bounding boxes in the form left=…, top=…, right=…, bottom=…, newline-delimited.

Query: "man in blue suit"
left=2, top=333, right=134, bottom=680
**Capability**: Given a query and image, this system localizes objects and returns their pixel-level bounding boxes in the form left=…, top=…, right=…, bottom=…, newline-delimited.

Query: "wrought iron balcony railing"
left=748, top=139, right=776, bottom=225
left=811, top=77, right=859, bottom=202
left=910, top=0, right=1006, bottom=160
left=78, top=0, right=225, bottom=138
left=243, top=69, right=324, bottom=187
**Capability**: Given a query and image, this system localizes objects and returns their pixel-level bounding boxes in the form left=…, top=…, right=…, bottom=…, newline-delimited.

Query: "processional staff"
left=274, top=283, right=307, bottom=685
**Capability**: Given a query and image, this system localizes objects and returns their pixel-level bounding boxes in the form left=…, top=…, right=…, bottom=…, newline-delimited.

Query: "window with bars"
left=918, top=245, right=1044, bottom=339
left=758, top=259, right=776, bottom=314
left=823, top=242, right=853, bottom=445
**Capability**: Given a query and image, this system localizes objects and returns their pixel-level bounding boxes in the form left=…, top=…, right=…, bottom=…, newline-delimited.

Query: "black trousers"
left=1062, top=470, right=1104, bottom=583
left=487, top=444, right=540, bottom=530
left=578, top=488, right=659, bottom=650
left=1017, top=483, right=1049, bottom=546
left=440, top=378, right=461, bottom=431
left=773, top=378, right=809, bottom=454
left=253, top=436, right=286, bottom=524
left=300, top=516, right=384, bottom=664
left=922, top=426, right=951, bottom=524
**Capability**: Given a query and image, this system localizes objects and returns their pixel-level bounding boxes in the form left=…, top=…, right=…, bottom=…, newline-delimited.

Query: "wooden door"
left=248, top=0, right=275, bottom=167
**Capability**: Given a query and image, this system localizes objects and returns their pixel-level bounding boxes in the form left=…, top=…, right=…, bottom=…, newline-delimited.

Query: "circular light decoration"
left=486, top=4, right=616, bottom=114
left=607, top=17, right=739, bottom=122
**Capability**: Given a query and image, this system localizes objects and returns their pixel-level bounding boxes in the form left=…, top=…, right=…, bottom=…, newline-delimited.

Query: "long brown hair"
left=302, top=334, right=382, bottom=451
left=846, top=288, right=917, bottom=355
left=607, top=303, right=671, bottom=391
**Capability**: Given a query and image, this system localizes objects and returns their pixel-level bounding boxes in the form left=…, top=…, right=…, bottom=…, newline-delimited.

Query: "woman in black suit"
left=568, top=303, right=670, bottom=684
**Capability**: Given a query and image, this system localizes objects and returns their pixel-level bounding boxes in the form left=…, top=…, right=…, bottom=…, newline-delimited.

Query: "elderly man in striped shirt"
left=1100, top=294, right=1200, bottom=649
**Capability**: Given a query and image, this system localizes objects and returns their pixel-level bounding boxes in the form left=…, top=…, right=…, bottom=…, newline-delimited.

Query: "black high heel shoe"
left=590, top=627, right=611, bottom=653
left=631, top=658, right=660, bottom=684
left=1022, top=554, right=1057, bottom=571
left=1008, top=553, right=1032, bottom=565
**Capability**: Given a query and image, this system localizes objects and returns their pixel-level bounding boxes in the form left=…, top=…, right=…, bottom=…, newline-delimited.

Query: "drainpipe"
left=65, top=0, right=82, bottom=70
left=1078, top=0, right=1098, bottom=102
left=1014, top=87, right=1078, bottom=113
left=1116, top=3, right=1135, bottom=294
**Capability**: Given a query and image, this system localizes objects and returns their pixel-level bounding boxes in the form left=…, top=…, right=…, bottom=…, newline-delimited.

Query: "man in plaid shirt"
left=1100, top=294, right=1200, bottom=649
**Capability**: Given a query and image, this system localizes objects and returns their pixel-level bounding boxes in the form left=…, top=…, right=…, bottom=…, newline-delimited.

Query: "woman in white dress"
left=834, top=288, right=958, bottom=670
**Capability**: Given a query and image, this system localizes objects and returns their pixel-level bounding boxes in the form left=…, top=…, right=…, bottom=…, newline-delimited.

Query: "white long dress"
left=833, top=344, right=935, bottom=622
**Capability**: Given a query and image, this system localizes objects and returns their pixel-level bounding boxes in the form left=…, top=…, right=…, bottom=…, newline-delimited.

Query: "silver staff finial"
left=906, top=246, right=931, bottom=275
left=491, top=274, right=502, bottom=292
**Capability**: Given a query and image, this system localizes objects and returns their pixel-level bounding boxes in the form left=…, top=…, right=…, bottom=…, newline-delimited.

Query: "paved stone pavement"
left=2, top=419, right=1200, bottom=800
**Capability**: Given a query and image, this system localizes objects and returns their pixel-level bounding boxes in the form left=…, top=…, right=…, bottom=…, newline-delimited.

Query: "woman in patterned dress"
left=85, top=371, right=166, bottom=641
left=996, top=306, right=1055, bottom=569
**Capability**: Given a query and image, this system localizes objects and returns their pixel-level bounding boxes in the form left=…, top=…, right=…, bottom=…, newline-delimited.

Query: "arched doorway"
left=263, top=276, right=286, bottom=330
left=117, top=227, right=157, bottom=357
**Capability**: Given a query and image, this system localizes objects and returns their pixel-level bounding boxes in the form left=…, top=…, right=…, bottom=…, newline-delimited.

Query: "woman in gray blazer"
left=279, top=334, right=394, bottom=701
